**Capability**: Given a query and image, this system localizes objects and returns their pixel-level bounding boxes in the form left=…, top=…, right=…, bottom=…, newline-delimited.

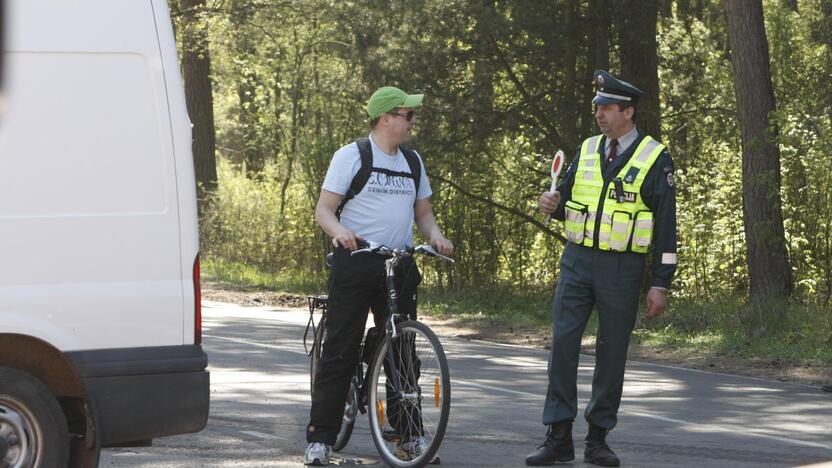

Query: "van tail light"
left=193, top=254, right=202, bottom=345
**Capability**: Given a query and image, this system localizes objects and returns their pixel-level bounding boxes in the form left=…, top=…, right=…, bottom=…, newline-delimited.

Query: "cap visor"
left=593, top=95, right=626, bottom=105
left=401, top=94, right=424, bottom=108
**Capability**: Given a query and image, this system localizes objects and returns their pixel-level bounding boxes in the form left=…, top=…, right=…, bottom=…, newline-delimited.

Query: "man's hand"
left=645, top=288, right=667, bottom=319
left=539, top=191, right=561, bottom=215
left=430, top=234, right=454, bottom=257
left=332, top=228, right=363, bottom=251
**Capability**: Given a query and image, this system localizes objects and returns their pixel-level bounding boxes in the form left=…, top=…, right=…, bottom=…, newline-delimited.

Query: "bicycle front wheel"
left=367, top=320, right=450, bottom=468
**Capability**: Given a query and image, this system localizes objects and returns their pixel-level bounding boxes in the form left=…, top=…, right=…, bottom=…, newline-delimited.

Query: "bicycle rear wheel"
left=367, top=320, right=450, bottom=468
left=310, top=316, right=357, bottom=452
left=309, top=319, right=326, bottom=395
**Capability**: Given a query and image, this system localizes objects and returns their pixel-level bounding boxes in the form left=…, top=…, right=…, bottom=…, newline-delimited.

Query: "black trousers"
left=306, top=247, right=420, bottom=445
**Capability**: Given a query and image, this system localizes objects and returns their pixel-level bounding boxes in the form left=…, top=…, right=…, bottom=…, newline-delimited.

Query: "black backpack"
left=335, top=137, right=422, bottom=219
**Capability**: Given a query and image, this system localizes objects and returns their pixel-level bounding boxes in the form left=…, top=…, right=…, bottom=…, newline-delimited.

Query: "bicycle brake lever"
left=436, top=254, right=455, bottom=263
left=415, top=244, right=455, bottom=263
left=414, top=244, right=437, bottom=256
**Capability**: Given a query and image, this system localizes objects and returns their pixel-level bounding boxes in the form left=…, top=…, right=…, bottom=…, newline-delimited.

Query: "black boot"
left=584, top=425, right=620, bottom=466
left=525, top=420, right=575, bottom=466
left=821, top=384, right=832, bottom=393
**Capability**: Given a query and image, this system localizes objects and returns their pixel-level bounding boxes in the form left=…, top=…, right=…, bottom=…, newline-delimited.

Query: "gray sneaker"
left=304, top=442, right=332, bottom=466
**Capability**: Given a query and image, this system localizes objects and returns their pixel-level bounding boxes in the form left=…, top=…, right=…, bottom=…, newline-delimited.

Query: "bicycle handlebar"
left=350, top=240, right=455, bottom=264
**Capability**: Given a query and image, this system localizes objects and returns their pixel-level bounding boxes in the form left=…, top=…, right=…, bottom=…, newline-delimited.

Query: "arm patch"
left=664, top=165, right=675, bottom=189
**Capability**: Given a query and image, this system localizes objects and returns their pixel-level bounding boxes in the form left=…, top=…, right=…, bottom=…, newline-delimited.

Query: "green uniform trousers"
left=542, top=242, right=646, bottom=430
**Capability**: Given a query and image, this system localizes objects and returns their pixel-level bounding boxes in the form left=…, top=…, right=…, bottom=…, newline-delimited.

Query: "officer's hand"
left=539, top=191, right=561, bottom=215
left=332, top=228, right=363, bottom=251
left=430, top=234, right=454, bottom=257
left=645, top=288, right=667, bottom=319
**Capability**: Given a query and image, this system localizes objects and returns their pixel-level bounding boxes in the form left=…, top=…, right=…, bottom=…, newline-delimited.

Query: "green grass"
left=418, top=285, right=552, bottom=324
left=631, top=326, right=832, bottom=364
left=633, top=295, right=832, bottom=364
left=203, top=258, right=832, bottom=365
left=202, top=257, right=325, bottom=295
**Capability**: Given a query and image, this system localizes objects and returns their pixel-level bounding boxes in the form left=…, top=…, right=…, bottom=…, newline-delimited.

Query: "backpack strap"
left=335, top=138, right=374, bottom=220
left=399, top=145, right=421, bottom=198
left=335, top=139, right=423, bottom=220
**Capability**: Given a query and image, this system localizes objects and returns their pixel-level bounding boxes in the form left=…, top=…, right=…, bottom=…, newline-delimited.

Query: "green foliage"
left=200, top=159, right=327, bottom=275
left=191, top=0, right=832, bottom=353
left=765, top=0, right=832, bottom=301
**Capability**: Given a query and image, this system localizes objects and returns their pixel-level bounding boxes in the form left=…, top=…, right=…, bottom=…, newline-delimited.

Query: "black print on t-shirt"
left=366, top=172, right=415, bottom=196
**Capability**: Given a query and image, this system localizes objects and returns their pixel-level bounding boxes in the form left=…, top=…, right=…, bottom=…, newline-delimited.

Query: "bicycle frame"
left=351, top=242, right=453, bottom=401
left=307, top=242, right=453, bottom=462
left=307, top=256, right=410, bottom=416
left=303, top=295, right=328, bottom=357
left=347, top=250, right=432, bottom=415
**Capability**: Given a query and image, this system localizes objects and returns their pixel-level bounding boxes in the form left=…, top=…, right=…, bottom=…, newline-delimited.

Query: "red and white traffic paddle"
left=544, top=150, right=564, bottom=226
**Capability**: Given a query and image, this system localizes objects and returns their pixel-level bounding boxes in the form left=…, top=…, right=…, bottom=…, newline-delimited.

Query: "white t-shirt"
left=322, top=134, right=432, bottom=249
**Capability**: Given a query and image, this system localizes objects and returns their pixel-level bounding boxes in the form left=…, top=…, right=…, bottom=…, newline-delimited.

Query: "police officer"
left=525, top=70, right=677, bottom=467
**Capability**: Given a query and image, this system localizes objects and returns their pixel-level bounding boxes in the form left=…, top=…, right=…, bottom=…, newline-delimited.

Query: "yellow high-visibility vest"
left=563, top=134, right=665, bottom=253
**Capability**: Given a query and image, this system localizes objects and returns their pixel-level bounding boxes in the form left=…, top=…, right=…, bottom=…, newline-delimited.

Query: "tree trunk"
left=661, top=0, right=672, bottom=18
left=581, top=0, right=611, bottom=138
left=559, top=0, right=579, bottom=150
left=469, top=0, right=499, bottom=282
left=230, top=0, right=263, bottom=175
left=179, top=0, right=218, bottom=205
left=617, top=0, right=661, bottom=140
left=723, top=0, right=793, bottom=300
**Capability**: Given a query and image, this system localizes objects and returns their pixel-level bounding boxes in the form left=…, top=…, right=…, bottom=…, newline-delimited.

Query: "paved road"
left=100, top=301, right=832, bottom=467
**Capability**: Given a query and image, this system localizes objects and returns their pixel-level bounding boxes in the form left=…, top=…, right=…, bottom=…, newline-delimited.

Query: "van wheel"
left=0, top=366, right=70, bottom=468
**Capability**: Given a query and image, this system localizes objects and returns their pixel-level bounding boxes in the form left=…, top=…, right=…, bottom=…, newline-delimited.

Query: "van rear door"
left=0, top=0, right=187, bottom=350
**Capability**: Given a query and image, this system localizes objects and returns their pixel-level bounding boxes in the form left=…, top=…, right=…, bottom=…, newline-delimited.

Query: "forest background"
left=171, top=0, right=832, bottom=372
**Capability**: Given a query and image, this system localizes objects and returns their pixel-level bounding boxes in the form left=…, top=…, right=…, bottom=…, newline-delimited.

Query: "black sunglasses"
left=388, top=110, right=416, bottom=122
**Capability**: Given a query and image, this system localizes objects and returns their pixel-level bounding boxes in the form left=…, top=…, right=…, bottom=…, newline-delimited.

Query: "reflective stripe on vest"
left=563, top=135, right=665, bottom=253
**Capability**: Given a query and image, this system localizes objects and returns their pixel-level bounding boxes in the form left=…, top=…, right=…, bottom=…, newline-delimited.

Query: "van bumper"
left=67, top=345, right=209, bottom=447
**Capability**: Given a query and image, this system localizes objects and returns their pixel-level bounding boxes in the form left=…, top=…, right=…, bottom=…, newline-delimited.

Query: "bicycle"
left=303, top=241, right=453, bottom=467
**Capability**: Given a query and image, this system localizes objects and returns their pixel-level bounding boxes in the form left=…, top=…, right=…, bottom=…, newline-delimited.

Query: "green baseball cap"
left=366, top=86, right=424, bottom=119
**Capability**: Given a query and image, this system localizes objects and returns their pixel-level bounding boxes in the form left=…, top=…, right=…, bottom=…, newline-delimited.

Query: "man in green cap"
left=526, top=70, right=677, bottom=467
left=304, top=86, right=452, bottom=466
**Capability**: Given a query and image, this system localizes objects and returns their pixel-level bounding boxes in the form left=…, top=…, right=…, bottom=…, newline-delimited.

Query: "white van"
left=0, top=1, right=209, bottom=466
